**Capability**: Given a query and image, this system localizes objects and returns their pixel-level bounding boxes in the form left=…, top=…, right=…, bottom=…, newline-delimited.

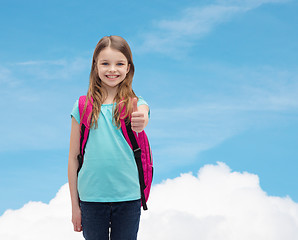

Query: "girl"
left=68, top=35, right=150, bottom=240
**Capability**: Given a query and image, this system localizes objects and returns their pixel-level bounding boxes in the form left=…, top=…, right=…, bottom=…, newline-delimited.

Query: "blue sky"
left=0, top=0, right=297, bottom=216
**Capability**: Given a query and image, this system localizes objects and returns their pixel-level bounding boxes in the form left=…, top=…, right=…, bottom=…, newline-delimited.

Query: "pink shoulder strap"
left=78, top=96, right=93, bottom=160
left=78, top=95, right=93, bottom=129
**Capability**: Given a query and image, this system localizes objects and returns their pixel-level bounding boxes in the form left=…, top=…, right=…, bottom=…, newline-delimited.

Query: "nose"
left=109, top=64, right=116, bottom=72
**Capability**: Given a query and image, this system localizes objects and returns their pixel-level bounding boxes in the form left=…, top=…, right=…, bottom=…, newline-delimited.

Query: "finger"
left=73, top=218, right=82, bottom=232
left=72, top=220, right=76, bottom=231
left=131, top=112, right=144, bottom=118
left=75, top=225, right=82, bottom=232
left=132, top=126, right=143, bottom=133
left=131, top=122, right=141, bottom=127
left=77, top=218, right=82, bottom=232
left=131, top=119, right=145, bottom=125
left=132, top=97, right=138, bottom=113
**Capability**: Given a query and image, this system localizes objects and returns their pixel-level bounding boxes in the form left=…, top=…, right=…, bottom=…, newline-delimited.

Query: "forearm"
left=68, top=158, right=80, bottom=209
left=68, top=117, right=81, bottom=209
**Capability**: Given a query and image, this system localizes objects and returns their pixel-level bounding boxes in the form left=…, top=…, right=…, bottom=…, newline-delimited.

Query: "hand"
left=72, top=206, right=82, bottom=232
left=131, top=97, right=146, bottom=133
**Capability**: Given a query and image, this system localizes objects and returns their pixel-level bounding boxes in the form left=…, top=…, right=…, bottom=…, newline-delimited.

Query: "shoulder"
left=137, top=96, right=149, bottom=107
left=71, top=99, right=80, bottom=124
left=137, top=96, right=150, bottom=117
left=72, top=99, right=79, bottom=112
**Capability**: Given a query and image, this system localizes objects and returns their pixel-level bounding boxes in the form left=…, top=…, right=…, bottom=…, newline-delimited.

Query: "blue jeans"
left=80, top=199, right=141, bottom=240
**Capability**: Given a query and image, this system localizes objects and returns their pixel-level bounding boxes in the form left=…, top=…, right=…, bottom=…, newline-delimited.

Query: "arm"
left=131, top=98, right=150, bottom=133
left=67, top=117, right=82, bottom=232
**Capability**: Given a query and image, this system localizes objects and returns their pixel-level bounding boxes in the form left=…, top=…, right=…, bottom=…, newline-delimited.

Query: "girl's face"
left=96, top=47, right=130, bottom=91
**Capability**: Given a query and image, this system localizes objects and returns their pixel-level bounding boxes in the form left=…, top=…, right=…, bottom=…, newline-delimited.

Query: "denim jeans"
left=80, top=199, right=141, bottom=240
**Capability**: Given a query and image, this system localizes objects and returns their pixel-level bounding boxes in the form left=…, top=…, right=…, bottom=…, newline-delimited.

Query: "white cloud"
left=0, top=184, right=82, bottom=240
left=1, top=162, right=298, bottom=240
left=137, top=0, right=290, bottom=54
left=140, top=162, right=298, bottom=240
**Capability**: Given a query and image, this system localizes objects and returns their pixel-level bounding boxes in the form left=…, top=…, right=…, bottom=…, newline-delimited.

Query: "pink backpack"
left=76, top=95, right=153, bottom=210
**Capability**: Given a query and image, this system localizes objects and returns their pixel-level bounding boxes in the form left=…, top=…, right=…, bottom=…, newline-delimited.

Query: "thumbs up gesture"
left=131, top=97, right=149, bottom=133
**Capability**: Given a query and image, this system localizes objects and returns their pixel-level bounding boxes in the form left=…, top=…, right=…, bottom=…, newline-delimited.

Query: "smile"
left=106, top=75, right=119, bottom=79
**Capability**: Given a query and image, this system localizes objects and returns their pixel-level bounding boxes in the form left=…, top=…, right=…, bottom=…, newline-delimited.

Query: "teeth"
left=107, top=75, right=119, bottom=79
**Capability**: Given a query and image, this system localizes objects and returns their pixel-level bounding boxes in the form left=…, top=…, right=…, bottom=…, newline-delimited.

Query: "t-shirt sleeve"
left=137, top=96, right=150, bottom=118
left=71, top=100, right=80, bottom=124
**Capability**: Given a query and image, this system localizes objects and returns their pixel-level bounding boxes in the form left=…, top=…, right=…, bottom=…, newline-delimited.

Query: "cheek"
left=97, top=68, right=106, bottom=77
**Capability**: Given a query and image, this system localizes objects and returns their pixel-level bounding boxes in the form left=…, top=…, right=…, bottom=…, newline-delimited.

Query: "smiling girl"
left=68, top=36, right=150, bottom=240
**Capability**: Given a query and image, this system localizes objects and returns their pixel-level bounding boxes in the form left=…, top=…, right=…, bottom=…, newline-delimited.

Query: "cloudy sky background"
left=0, top=0, right=298, bottom=238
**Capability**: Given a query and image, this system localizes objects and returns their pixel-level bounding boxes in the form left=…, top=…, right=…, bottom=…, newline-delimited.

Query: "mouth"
left=106, top=75, right=120, bottom=79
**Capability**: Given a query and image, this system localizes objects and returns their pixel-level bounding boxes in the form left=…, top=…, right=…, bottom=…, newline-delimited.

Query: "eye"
left=101, top=62, right=108, bottom=65
left=117, top=63, right=124, bottom=66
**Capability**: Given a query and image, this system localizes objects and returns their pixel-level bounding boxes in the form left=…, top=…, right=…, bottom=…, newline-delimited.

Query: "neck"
left=102, top=86, right=118, bottom=104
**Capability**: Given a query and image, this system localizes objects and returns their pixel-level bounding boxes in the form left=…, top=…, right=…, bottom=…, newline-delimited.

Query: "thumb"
left=132, top=97, right=138, bottom=113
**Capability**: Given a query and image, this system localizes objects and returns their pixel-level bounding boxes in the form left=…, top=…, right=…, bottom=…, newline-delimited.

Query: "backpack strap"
left=77, top=96, right=93, bottom=175
left=120, top=117, right=148, bottom=210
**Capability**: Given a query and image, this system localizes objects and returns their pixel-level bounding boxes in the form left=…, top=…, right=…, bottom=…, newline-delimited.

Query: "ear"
left=126, top=63, right=131, bottom=74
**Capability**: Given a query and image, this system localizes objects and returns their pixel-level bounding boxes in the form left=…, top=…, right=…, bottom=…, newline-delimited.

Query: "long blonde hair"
left=81, top=36, right=137, bottom=129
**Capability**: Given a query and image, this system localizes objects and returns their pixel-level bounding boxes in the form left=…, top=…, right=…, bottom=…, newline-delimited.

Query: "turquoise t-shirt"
left=71, top=97, right=149, bottom=202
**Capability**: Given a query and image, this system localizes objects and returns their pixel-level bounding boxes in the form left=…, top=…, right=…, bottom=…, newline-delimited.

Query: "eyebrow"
left=99, top=59, right=127, bottom=62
